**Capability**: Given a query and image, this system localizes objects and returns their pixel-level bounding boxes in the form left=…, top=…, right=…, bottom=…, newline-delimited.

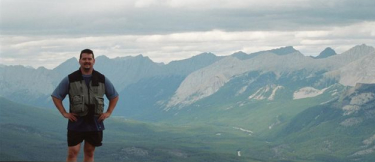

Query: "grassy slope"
left=1, top=80, right=374, bottom=162
left=159, top=82, right=375, bottom=162
left=0, top=97, right=67, bottom=161
left=0, top=97, right=260, bottom=162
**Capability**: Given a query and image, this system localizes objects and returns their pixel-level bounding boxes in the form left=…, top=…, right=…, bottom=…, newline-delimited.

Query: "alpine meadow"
left=1, top=44, right=375, bottom=161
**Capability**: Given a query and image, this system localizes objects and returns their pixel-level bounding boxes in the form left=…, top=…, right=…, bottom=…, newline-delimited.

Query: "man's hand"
left=52, top=96, right=78, bottom=122
left=98, top=112, right=111, bottom=122
left=62, top=112, right=78, bottom=122
left=98, top=96, right=119, bottom=122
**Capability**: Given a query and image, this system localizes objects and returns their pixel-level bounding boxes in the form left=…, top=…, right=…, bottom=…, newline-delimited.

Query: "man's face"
left=79, top=53, right=95, bottom=71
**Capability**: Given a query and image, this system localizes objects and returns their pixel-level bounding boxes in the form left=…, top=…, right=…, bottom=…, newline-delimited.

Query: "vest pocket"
left=71, top=95, right=84, bottom=113
left=94, top=97, right=104, bottom=114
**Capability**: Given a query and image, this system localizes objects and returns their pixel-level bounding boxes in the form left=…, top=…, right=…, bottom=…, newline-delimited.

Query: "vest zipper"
left=88, top=80, right=100, bottom=131
left=88, top=80, right=91, bottom=104
left=80, top=82, right=84, bottom=112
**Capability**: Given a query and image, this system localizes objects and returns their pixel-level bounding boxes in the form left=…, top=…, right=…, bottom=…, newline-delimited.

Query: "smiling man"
left=51, top=49, right=119, bottom=162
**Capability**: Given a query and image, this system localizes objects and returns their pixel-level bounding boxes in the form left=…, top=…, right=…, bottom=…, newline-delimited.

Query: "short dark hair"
left=80, top=49, right=94, bottom=59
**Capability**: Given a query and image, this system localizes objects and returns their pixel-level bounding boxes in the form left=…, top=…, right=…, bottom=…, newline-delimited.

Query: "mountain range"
left=1, top=44, right=375, bottom=161
left=1, top=44, right=374, bottom=109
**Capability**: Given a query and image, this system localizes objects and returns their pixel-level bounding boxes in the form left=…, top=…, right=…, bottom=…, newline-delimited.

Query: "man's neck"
left=80, top=68, right=93, bottom=75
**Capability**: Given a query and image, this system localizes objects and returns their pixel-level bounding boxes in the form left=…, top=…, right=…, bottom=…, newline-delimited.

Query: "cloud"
left=134, top=0, right=312, bottom=9
left=1, top=0, right=375, bottom=69
left=1, top=21, right=374, bottom=69
left=1, top=0, right=374, bottom=35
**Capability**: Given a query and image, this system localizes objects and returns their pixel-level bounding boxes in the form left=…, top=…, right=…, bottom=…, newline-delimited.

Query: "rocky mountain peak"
left=52, top=57, right=79, bottom=76
left=269, top=46, right=299, bottom=55
left=55, top=57, right=77, bottom=67
left=231, top=51, right=249, bottom=60
left=96, top=55, right=110, bottom=60
left=190, top=52, right=217, bottom=60
left=126, top=54, right=154, bottom=63
left=168, top=52, right=217, bottom=64
left=344, top=44, right=375, bottom=55
left=313, top=47, right=337, bottom=59
left=232, top=46, right=300, bottom=60
left=111, top=54, right=154, bottom=63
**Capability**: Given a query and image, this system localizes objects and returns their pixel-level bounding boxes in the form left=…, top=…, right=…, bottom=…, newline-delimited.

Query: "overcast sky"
left=1, top=0, right=375, bottom=69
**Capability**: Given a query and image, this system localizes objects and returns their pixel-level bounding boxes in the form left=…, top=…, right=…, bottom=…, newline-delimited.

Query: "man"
left=52, top=49, right=119, bottom=162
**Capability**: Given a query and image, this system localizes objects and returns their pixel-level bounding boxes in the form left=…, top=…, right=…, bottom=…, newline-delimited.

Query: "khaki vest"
left=68, top=69, right=106, bottom=116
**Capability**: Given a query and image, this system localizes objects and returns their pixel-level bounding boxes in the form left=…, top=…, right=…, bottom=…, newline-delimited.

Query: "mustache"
left=84, top=63, right=91, bottom=65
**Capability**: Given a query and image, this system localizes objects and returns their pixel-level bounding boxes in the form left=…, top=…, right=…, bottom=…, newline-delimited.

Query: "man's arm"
left=52, top=96, right=77, bottom=122
left=98, top=96, right=119, bottom=122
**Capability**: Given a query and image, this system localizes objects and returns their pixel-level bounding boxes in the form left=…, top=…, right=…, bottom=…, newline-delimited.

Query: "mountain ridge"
left=0, top=44, right=374, bottom=109
left=165, top=45, right=375, bottom=108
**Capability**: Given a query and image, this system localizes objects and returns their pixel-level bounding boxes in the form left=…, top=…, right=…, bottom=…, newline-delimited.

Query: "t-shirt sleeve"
left=105, top=77, right=119, bottom=100
left=51, top=76, right=69, bottom=100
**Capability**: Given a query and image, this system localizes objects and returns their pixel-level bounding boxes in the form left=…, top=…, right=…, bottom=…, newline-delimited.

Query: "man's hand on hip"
left=62, top=112, right=78, bottom=122
left=98, top=112, right=111, bottom=122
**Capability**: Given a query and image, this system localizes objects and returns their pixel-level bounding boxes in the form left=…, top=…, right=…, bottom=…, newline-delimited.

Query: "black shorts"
left=67, top=130, right=103, bottom=147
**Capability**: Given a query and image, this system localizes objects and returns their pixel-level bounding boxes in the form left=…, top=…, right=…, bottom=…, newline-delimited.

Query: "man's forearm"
left=106, top=96, right=119, bottom=114
left=52, top=96, right=67, bottom=115
left=52, top=96, right=77, bottom=121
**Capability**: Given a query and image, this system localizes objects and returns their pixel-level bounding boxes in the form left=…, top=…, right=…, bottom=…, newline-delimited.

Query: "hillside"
left=1, top=44, right=375, bottom=161
left=0, top=97, right=253, bottom=162
left=0, top=97, right=66, bottom=161
left=278, top=83, right=375, bottom=161
left=1, top=82, right=374, bottom=161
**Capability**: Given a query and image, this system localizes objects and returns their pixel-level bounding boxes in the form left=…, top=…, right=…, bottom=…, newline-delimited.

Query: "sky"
left=1, top=0, right=375, bottom=69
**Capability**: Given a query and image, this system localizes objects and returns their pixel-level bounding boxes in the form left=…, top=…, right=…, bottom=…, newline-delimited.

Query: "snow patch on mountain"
left=293, top=87, right=328, bottom=99
left=269, top=115, right=282, bottom=129
left=363, top=134, right=375, bottom=146
left=233, top=127, right=253, bottom=135
left=350, top=146, right=375, bottom=156
left=248, top=85, right=284, bottom=100
left=341, top=84, right=375, bottom=116
left=343, top=105, right=361, bottom=116
left=269, top=86, right=284, bottom=100
left=340, top=117, right=363, bottom=127
left=249, top=87, right=269, bottom=100
left=350, top=134, right=375, bottom=157
left=350, top=93, right=375, bottom=105
left=236, top=86, right=248, bottom=96
left=166, top=57, right=245, bottom=109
